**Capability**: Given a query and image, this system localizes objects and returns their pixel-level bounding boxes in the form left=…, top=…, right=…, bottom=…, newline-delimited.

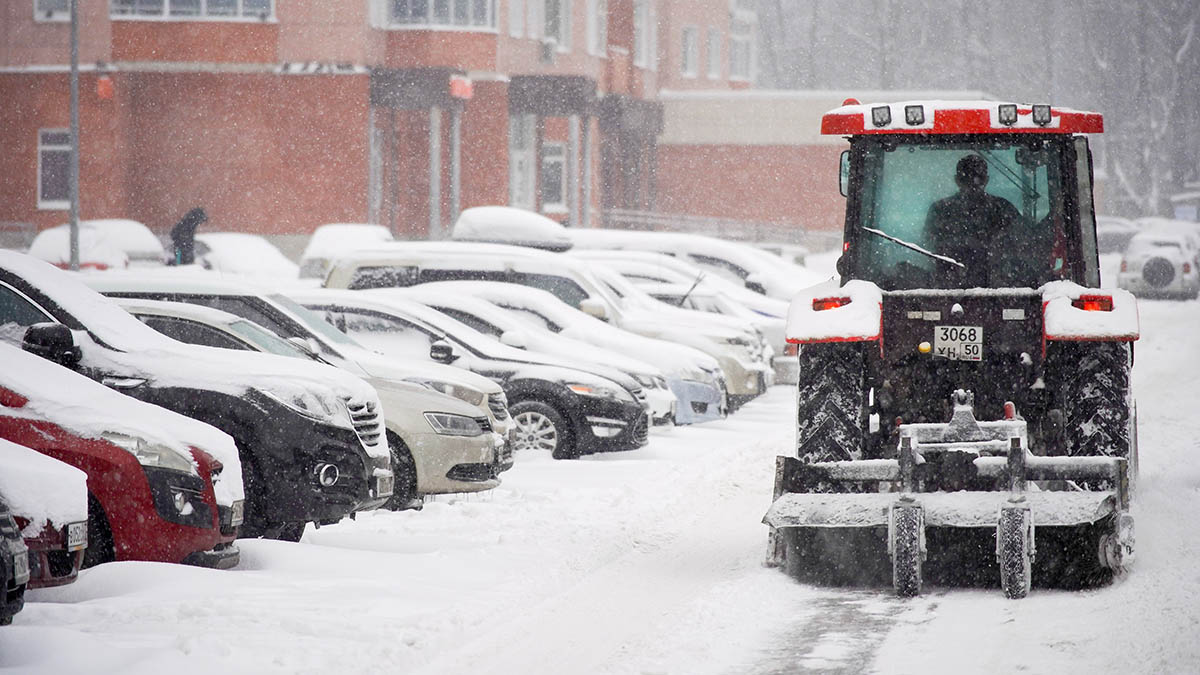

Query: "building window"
left=680, top=25, right=698, bottom=77
left=540, top=143, right=566, bottom=212
left=509, top=0, right=523, bottom=36
left=35, top=0, right=69, bottom=21
left=509, top=114, right=536, bottom=210
left=386, top=0, right=496, bottom=28
left=110, top=0, right=273, bottom=19
left=586, top=0, right=606, bottom=56
left=38, top=129, right=70, bottom=210
left=730, top=17, right=754, bottom=81
left=706, top=27, right=721, bottom=79
left=544, top=0, right=569, bottom=50
left=633, top=0, right=653, bottom=68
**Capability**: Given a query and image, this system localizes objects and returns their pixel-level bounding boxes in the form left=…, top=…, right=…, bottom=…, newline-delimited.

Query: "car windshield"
left=269, top=293, right=363, bottom=348
left=226, top=319, right=312, bottom=358
left=850, top=136, right=1069, bottom=290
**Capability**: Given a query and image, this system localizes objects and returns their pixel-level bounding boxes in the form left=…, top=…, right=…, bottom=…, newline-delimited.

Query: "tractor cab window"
left=850, top=137, right=1070, bottom=290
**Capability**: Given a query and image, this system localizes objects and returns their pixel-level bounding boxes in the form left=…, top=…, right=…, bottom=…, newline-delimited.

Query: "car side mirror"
left=22, top=322, right=81, bottom=369
left=578, top=297, right=609, bottom=321
left=286, top=336, right=321, bottom=359
left=430, top=339, right=459, bottom=364
left=499, top=330, right=528, bottom=349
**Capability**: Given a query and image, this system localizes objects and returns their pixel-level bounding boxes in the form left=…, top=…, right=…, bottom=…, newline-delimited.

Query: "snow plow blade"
left=764, top=490, right=1122, bottom=529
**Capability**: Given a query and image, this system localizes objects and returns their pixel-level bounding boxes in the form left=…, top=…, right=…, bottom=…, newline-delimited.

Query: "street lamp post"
left=68, top=0, right=80, bottom=270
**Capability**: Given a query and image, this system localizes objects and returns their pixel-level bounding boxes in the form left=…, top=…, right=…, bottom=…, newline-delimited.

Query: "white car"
left=568, top=228, right=828, bottom=301
left=299, top=223, right=394, bottom=279
left=1117, top=231, right=1200, bottom=299
left=321, top=241, right=772, bottom=405
left=195, top=232, right=298, bottom=279
left=408, top=280, right=728, bottom=425
left=397, top=286, right=678, bottom=426
left=28, top=219, right=165, bottom=270
left=566, top=249, right=797, bottom=384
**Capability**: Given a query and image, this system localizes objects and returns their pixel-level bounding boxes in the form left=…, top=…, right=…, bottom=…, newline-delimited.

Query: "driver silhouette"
left=925, top=154, right=1022, bottom=287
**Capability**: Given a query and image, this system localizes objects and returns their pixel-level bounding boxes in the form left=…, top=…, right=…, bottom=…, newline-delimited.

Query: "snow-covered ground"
left=3, top=274, right=1198, bottom=674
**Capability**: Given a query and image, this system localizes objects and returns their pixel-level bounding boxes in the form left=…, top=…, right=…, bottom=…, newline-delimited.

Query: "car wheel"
left=510, top=400, right=577, bottom=460
left=384, top=431, right=421, bottom=511
left=83, top=493, right=115, bottom=569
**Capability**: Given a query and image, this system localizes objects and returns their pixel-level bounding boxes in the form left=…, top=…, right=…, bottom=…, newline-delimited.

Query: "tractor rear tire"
left=795, top=343, right=866, bottom=464
left=1059, top=342, right=1131, bottom=477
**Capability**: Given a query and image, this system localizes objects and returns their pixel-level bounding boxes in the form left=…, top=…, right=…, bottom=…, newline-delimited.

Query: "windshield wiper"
left=861, top=226, right=966, bottom=269
left=677, top=271, right=706, bottom=307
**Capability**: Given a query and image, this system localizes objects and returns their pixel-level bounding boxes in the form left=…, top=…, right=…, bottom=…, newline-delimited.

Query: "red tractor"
left=765, top=101, right=1137, bottom=598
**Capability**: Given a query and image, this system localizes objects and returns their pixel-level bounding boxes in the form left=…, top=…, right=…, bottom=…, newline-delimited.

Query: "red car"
left=0, top=345, right=244, bottom=569
left=0, top=438, right=88, bottom=588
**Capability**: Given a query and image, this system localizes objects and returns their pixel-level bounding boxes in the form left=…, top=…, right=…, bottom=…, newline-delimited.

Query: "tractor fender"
left=786, top=279, right=882, bottom=344
left=1042, top=281, right=1139, bottom=341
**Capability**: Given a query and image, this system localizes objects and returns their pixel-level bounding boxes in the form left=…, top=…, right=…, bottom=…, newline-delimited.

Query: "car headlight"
left=566, top=382, right=635, bottom=403
left=424, top=412, right=484, bottom=437
left=101, top=432, right=197, bottom=474
left=407, top=378, right=486, bottom=407
left=259, top=387, right=352, bottom=429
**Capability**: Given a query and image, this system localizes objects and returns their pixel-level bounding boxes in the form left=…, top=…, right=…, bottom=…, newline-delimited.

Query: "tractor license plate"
left=66, top=521, right=87, bottom=551
left=934, top=325, right=983, bottom=361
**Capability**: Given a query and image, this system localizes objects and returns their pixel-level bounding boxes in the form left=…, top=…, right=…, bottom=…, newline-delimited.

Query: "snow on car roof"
left=821, top=100, right=1103, bottom=135
left=83, top=268, right=275, bottom=297
left=28, top=219, right=165, bottom=268
left=451, top=206, right=573, bottom=251
left=0, top=438, right=88, bottom=537
left=114, top=296, right=243, bottom=326
left=196, top=232, right=298, bottom=278
left=300, top=223, right=393, bottom=260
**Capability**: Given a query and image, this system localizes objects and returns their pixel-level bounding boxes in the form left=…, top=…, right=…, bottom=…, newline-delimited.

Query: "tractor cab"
left=830, top=101, right=1103, bottom=291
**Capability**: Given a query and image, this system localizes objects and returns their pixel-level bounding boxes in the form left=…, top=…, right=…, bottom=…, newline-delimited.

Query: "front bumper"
left=719, top=355, right=771, bottom=397
left=574, top=396, right=649, bottom=454
left=667, top=377, right=725, bottom=425
left=24, top=522, right=86, bottom=590
left=405, top=427, right=500, bottom=495
left=1, top=531, right=28, bottom=624
left=181, top=541, right=240, bottom=570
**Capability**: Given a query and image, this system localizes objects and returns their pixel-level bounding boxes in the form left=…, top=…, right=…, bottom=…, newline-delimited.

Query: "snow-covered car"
left=418, top=281, right=728, bottom=425
left=1096, top=216, right=1141, bottom=254
left=0, top=493, right=29, bottom=625
left=755, top=242, right=810, bottom=266
left=288, top=288, right=651, bottom=460
left=0, top=251, right=391, bottom=540
left=395, top=286, right=678, bottom=426
left=299, top=223, right=394, bottom=280
left=86, top=274, right=509, bottom=503
left=450, top=206, right=574, bottom=251
left=28, top=219, right=165, bottom=270
left=0, top=344, right=244, bottom=568
left=0, top=439, right=87, bottom=587
left=195, top=232, right=299, bottom=279
left=566, top=249, right=797, bottom=384
left=1117, top=231, right=1200, bottom=299
left=567, top=228, right=828, bottom=301
left=320, top=241, right=771, bottom=405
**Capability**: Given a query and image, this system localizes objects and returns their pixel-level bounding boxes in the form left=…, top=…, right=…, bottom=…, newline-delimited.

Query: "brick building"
left=1, top=0, right=760, bottom=244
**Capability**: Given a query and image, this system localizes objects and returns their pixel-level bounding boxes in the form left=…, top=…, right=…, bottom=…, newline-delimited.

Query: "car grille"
left=488, top=392, right=509, bottom=421
left=344, top=397, right=383, bottom=449
left=475, top=416, right=493, bottom=433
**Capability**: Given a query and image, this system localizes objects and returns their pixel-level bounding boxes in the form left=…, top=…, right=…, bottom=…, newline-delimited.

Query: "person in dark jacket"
left=925, top=154, right=1022, bottom=287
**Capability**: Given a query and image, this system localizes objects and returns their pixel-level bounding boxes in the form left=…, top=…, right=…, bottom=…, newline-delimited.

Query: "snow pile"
left=0, top=344, right=245, bottom=506
left=786, top=279, right=883, bottom=342
left=450, top=206, right=573, bottom=251
left=0, top=439, right=88, bottom=537
left=28, top=219, right=164, bottom=269
left=1042, top=281, right=1139, bottom=340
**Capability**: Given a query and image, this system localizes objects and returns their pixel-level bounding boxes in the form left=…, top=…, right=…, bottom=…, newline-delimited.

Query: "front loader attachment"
left=765, top=391, right=1134, bottom=598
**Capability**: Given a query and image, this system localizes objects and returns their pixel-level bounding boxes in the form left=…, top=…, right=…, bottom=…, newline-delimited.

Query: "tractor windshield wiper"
left=861, top=226, right=966, bottom=269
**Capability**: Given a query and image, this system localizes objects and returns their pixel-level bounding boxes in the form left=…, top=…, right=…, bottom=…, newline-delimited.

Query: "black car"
left=0, top=252, right=392, bottom=540
left=0, top=494, right=29, bottom=626
left=290, top=289, right=651, bottom=460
